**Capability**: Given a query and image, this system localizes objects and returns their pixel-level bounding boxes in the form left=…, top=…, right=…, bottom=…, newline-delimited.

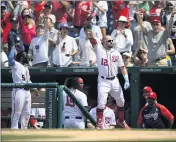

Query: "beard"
left=107, top=44, right=113, bottom=48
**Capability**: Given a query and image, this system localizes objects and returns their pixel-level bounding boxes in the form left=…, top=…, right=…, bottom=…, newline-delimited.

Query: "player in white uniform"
left=8, top=47, right=39, bottom=129
left=63, top=77, right=88, bottom=129
left=87, top=106, right=116, bottom=129
left=89, top=34, right=130, bottom=129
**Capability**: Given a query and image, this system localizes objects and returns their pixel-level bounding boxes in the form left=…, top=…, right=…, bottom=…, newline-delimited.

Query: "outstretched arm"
left=8, top=47, right=15, bottom=66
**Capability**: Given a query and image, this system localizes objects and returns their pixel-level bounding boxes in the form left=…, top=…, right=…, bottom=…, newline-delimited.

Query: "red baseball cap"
left=147, top=92, right=157, bottom=99
left=77, top=77, right=84, bottom=84
left=152, top=19, right=161, bottom=24
left=143, top=86, right=153, bottom=92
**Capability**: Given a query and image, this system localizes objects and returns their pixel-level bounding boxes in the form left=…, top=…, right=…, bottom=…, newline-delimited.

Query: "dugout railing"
left=1, top=83, right=96, bottom=128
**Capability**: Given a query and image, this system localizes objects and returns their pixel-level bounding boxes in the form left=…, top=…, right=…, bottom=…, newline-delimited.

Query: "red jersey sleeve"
left=137, top=106, right=147, bottom=126
left=157, top=103, right=174, bottom=121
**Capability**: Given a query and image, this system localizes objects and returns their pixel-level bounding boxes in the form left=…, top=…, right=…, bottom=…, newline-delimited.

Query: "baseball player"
left=142, top=86, right=158, bottom=106
left=88, top=33, right=130, bottom=129
left=87, top=106, right=116, bottom=129
left=143, top=86, right=153, bottom=99
left=138, top=92, right=174, bottom=129
left=63, top=77, right=88, bottom=129
left=8, top=47, right=39, bottom=129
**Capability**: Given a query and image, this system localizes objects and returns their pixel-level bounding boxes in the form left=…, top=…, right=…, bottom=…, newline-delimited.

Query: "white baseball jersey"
left=79, top=39, right=96, bottom=66
left=53, top=35, right=78, bottom=67
left=95, top=43, right=124, bottom=77
left=11, top=61, right=30, bottom=83
left=11, top=61, right=31, bottom=129
left=63, top=89, right=88, bottom=118
left=29, top=31, right=49, bottom=66
left=1, top=51, right=9, bottom=67
left=89, top=107, right=116, bottom=129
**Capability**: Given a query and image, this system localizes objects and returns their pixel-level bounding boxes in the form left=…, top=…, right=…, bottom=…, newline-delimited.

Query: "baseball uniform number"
left=22, top=75, right=26, bottom=81
left=65, top=96, right=75, bottom=107
left=101, top=58, right=108, bottom=66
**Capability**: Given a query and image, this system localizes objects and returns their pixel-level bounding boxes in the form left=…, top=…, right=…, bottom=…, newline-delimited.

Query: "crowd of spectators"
left=1, top=1, right=176, bottom=68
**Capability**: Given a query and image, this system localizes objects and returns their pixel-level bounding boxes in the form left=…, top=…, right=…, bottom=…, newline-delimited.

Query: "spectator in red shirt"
left=73, top=1, right=93, bottom=34
left=50, top=1, right=72, bottom=30
left=138, top=92, right=174, bottom=129
left=1, top=4, right=12, bottom=53
left=149, top=1, right=162, bottom=23
left=32, top=1, right=47, bottom=23
left=112, top=1, right=130, bottom=29
left=19, top=8, right=36, bottom=53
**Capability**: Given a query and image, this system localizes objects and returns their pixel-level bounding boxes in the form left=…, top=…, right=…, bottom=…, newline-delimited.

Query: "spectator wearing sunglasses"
left=111, top=16, right=133, bottom=54
left=122, top=52, right=133, bottom=67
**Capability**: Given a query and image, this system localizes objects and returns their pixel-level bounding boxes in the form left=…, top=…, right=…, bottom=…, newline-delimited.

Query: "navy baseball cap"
left=60, top=23, right=69, bottom=29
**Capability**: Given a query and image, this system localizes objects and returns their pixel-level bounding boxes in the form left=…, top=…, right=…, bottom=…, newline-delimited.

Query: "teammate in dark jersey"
left=138, top=92, right=174, bottom=129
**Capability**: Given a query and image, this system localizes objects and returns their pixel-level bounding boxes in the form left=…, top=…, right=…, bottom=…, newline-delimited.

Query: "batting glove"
left=124, top=81, right=130, bottom=90
left=123, top=74, right=130, bottom=90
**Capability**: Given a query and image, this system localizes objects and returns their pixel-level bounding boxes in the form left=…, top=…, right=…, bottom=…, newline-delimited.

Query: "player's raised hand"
left=124, top=81, right=130, bottom=90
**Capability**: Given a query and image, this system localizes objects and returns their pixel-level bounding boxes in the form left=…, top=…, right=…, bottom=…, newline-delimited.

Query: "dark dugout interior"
left=140, top=73, right=176, bottom=129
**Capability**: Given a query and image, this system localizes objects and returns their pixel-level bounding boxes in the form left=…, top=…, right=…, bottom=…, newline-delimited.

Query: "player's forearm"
left=121, top=66, right=129, bottom=82
left=71, top=50, right=78, bottom=56
left=8, top=47, right=15, bottom=66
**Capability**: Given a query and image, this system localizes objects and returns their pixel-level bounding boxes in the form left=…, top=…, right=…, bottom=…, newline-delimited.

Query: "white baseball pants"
left=64, top=116, right=85, bottom=129
left=97, top=76, right=125, bottom=109
left=11, top=89, right=31, bottom=129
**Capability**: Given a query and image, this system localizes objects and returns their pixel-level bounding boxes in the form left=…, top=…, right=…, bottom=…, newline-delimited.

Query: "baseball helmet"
left=143, top=86, right=153, bottom=92
left=147, top=92, right=157, bottom=99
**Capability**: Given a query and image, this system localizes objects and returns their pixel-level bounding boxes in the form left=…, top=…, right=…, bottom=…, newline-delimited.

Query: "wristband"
left=123, top=74, right=129, bottom=82
left=89, top=38, right=98, bottom=45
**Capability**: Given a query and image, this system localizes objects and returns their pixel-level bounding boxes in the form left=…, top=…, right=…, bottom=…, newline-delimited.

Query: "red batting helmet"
left=147, top=92, right=157, bottom=99
left=143, top=86, right=153, bottom=92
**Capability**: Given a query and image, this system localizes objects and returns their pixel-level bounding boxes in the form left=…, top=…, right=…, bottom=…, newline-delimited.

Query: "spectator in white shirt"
left=78, top=24, right=97, bottom=67
left=93, top=1, right=108, bottom=37
left=53, top=23, right=78, bottom=67
left=28, top=19, right=49, bottom=67
left=47, top=15, right=58, bottom=67
left=111, top=16, right=133, bottom=54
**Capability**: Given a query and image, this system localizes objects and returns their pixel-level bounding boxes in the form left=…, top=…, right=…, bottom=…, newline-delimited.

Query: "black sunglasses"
left=107, top=40, right=113, bottom=43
